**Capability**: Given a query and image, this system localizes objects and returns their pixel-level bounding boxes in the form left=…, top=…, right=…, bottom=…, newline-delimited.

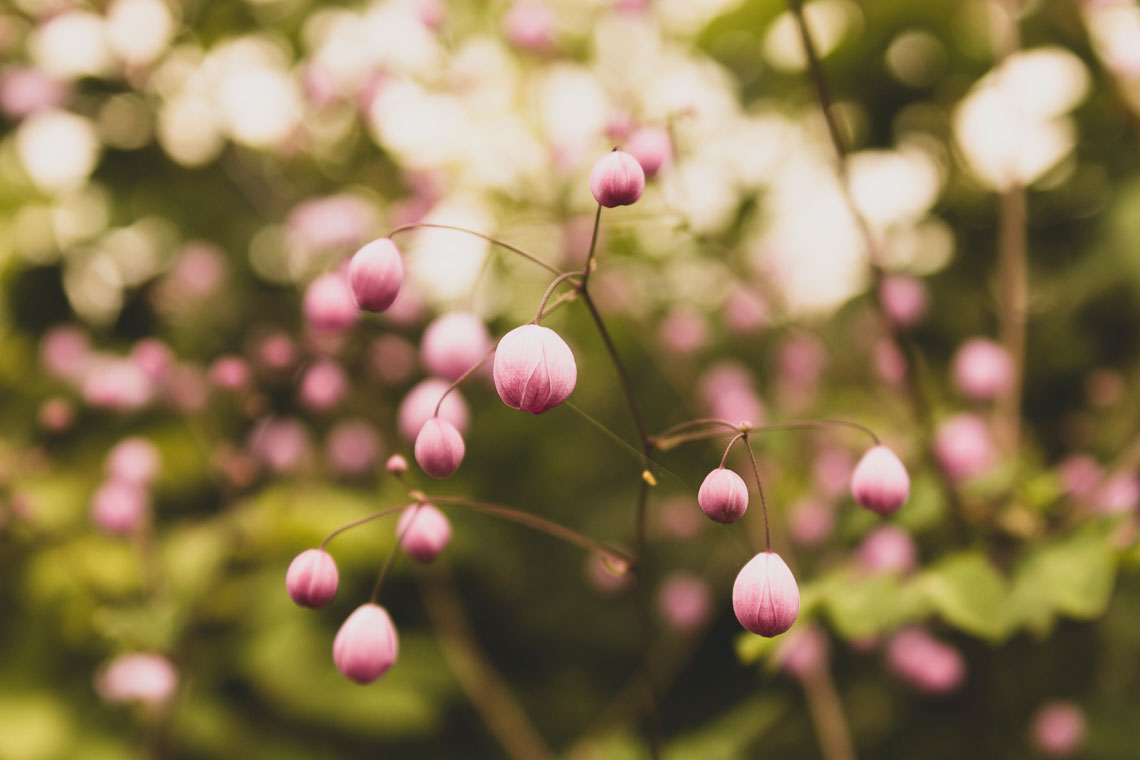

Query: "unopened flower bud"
left=397, top=379, right=469, bottom=440
left=386, top=454, right=408, bottom=474
left=626, top=126, right=672, bottom=177
left=879, top=275, right=928, bottom=328
left=778, top=625, right=830, bottom=679
left=414, top=417, right=465, bottom=478
left=299, top=359, right=349, bottom=411
left=858, top=525, right=917, bottom=574
left=697, top=467, right=749, bottom=523
left=589, top=150, right=645, bottom=207
left=348, top=238, right=404, bottom=312
left=106, top=437, right=160, bottom=486
left=91, top=480, right=149, bottom=535
left=209, top=355, right=250, bottom=390
left=304, top=273, right=358, bottom=332
left=1031, top=701, right=1085, bottom=757
left=286, top=549, right=339, bottom=609
left=952, top=338, right=1014, bottom=400
left=333, top=603, right=399, bottom=684
left=657, top=572, right=712, bottom=630
left=95, top=653, right=178, bottom=704
left=421, top=312, right=493, bottom=381
left=397, top=504, right=452, bottom=562
left=732, top=551, right=800, bottom=637
left=934, top=413, right=996, bottom=481
left=493, top=324, right=577, bottom=414
left=850, top=445, right=910, bottom=516
left=886, top=628, right=964, bottom=694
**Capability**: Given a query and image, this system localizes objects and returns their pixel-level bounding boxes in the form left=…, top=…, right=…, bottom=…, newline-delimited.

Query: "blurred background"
left=1, top=0, right=1140, bottom=757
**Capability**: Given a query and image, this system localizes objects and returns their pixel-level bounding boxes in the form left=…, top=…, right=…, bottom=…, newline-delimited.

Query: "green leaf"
left=918, top=552, right=1007, bottom=640
left=824, top=571, right=927, bottom=641
left=1025, top=529, right=1117, bottom=620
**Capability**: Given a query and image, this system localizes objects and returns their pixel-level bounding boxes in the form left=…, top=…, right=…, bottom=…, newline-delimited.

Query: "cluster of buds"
left=90, top=437, right=160, bottom=535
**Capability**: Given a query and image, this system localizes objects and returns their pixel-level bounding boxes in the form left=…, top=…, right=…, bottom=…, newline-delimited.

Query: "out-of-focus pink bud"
left=778, top=625, right=830, bottom=679
left=414, top=417, right=465, bottom=478
left=397, top=504, right=452, bottom=562
left=697, top=468, right=748, bottom=523
left=813, top=446, right=855, bottom=499
left=776, top=334, right=826, bottom=411
left=157, top=243, right=227, bottom=309
left=879, top=275, right=928, bottom=328
left=851, top=446, right=910, bottom=516
left=397, top=379, right=469, bottom=440
left=698, top=361, right=765, bottom=426
left=1056, top=455, right=1101, bottom=499
left=369, top=335, right=417, bottom=384
left=166, top=363, right=208, bottom=412
left=858, top=525, right=917, bottom=574
left=421, top=312, right=492, bottom=381
left=333, top=603, right=399, bottom=684
left=40, top=325, right=91, bottom=382
left=657, top=573, right=712, bottom=630
left=129, top=339, right=172, bottom=382
left=493, top=325, right=577, bottom=414
left=91, top=480, right=149, bottom=535
left=952, top=338, right=1014, bottom=401
left=733, top=551, right=800, bottom=637
left=286, top=195, right=375, bottom=252
left=106, top=437, right=160, bottom=486
left=723, top=285, right=770, bottom=335
left=658, top=308, right=708, bottom=356
left=248, top=417, right=312, bottom=474
left=286, top=549, right=339, bottom=608
left=656, top=496, right=703, bottom=539
left=348, top=238, right=404, bottom=312
left=299, top=359, right=349, bottom=411
left=38, top=397, right=75, bottom=432
left=886, top=628, right=964, bottom=694
left=1093, top=472, right=1140, bottom=515
left=304, top=273, right=358, bottom=332
left=934, top=413, right=996, bottom=482
left=83, top=360, right=153, bottom=411
left=1031, top=701, right=1085, bottom=757
left=626, top=126, right=672, bottom=178
left=414, top=0, right=445, bottom=29
left=386, top=454, right=408, bottom=474
left=613, top=0, right=649, bottom=13
left=325, top=419, right=381, bottom=477
left=874, top=338, right=907, bottom=388
left=256, top=332, right=298, bottom=372
left=0, top=67, right=68, bottom=118
left=504, top=1, right=556, bottom=52
left=589, top=150, right=645, bottom=208
left=95, top=653, right=178, bottom=704
left=788, top=499, right=834, bottom=547
left=209, top=355, right=250, bottom=390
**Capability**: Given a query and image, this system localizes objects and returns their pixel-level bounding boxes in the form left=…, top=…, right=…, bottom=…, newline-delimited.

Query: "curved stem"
left=579, top=292, right=650, bottom=449
left=654, top=428, right=739, bottom=451
left=538, top=287, right=580, bottom=321
left=653, top=418, right=742, bottom=441
left=581, top=204, right=603, bottom=286
left=388, top=223, right=565, bottom=277
left=434, top=346, right=498, bottom=417
left=534, top=272, right=583, bottom=324
left=748, top=419, right=880, bottom=446
left=320, top=505, right=406, bottom=549
left=742, top=435, right=772, bottom=552
left=720, top=432, right=747, bottom=469
left=370, top=503, right=420, bottom=603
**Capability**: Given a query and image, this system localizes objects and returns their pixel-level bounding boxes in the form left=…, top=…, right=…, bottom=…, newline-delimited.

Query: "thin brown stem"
left=534, top=271, right=584, bottom=324
left=801, top=667, right=858, bottom=760
left=538, top=287, right=580, bottom=321
left=742, top=435, right=772, bottom=552
left=653, top=418, right=742, bottom=441
left=388, top=223, right=565, bottom=277
left=433, top=346, right=498, bottom=417
left=653, top=427, right=740, bottom=451
left=320, top=505, right=406, bottom=549
left=720, top=432, right=747, bottom=468
left=581, top=204, right=603, bottom=286
left=746, top=419, right=880, bottom=446
left=370, top=503, right=420, bottom=603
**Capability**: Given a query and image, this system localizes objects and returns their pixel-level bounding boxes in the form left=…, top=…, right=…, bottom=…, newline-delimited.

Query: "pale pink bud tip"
left=386, top=454, right=408, bottom=474
left=626, top=126, right=673, bottom=178
left=414, top=417, right=466, bottom=478
left=333, top=603, right=399, bottom=684
left=91, top=481, right=149, bottom=535
left=952, top=338, right=1014, bottom=400
left=1032, top=701, right=1086, bottom=757
left=96, top=654, right=178, bottom=704
left=589, top=150, right=645, bottom=208
left=421, top=312, right=493, bottom=381
left=348, top=238, right=404, bottom=312
left=397, top=504, right=452, bottom=562
left=106, top=437, right=161, bottom=486
left=286, top=549, right=339, bottom=609
left=850, top=445, right=910, bottom=516
left=697, top=468, right=749, bottom=523
left=304, top=273, right=358, bottom=332
left=493, top=324, right=577, bottom=414
left=732, top=551, right=800, bottom=637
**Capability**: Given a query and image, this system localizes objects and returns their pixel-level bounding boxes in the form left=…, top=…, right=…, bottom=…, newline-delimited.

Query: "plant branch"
left=388, top=223, right=566, bottom=277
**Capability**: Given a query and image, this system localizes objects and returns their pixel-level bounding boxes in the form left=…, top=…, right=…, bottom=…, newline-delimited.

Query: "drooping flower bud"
left=95, top=653, right=178, bottom=704
left=589, top=150, right=645, bottom=207
left=348, top=238, right=404, bottom=312
left=697, top=468, right=749, bottom=523
left=414, top=417, right=465, bottom=478
left=106, top=437, right=160, bottom=486
left=850, top=445, right=910, bottom=516
left=91, top=480, right=149, bottom=535
left=386, top=454, right=408, bottom=474
left=397, top=378, right=469, bottom=440
left=1031, top=701, right=1085, bottom=757
left=396, top=504, right=452, bottom=562
left=421, top=312, right=493, bottom=381
left=286, top=549, right=339, bottom=609
left=304, top=273, right=358, bottom=332
left=493, top=324, right=577, bottom=414
left=934, top=413, right=996, bottom=481
left=626, top=126, right=672, bottom=177
left=886, top=628, right=964, bottom=694
left=951, top=338, right=1014, bottom=400
left=333, top=603, right=399, bottom=684
left=732, top=551, right=800, bottom=637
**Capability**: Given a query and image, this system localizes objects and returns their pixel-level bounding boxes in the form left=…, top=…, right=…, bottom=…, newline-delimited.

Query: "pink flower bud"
left=348, top=238, right=404, bottom=312
left=397, top=504, right=452, bottom=562
left=658, top=308, right=708, bottom=356
left=256, top=332, right=298, bottom=372
left=626, top=126, right=673, bottom=177
left=813, top=446, right=855, bottom=498
left=333, top=603, right=399, bottom=684
left=91, top=480, right=149, bottom=535
left=38, top=397, right=75, bottom=432
left=1056, top=455, right=1101, bottom=498
left=286, top=549, right=339, bottom=608
left=130, top=339, right=172, bottom=381
left=386, top=454, right=408, bottom=474
left=723, top=285, right=770, bottom=335
left=83, top=359, right=153, bottom=411
left=858, top=525, right=917, bottom=574
left=879, top=275, right=928, bottom=328
left=697, top=468, right=749, bottom=523
left=421, top=312, right=493, bottom=381
left=850, top=445, right=910, bottom=516
left=325, top=420, right=381, bottom=477
left=166, top=363, right=208, bottom=413
left=95, top=653, right=178, bottom=704
left=106, top=437, right=160, bottom=486
left=304, top=273, right=358, bottom=332
left=493, top=324, right=577, bottom=414
left=1093, top=472, right=1140, bottom=515
left=788, top=499, right=834, bottom=547
left=40, top=325, right=91, bottom=382
left=934, top=413, right=996, bottom=482
left=657, top=572, right=712, bottom=630
left=1031, top=701, right=1085, bottom=757
left=698, top=362, right=765, bottom=426
left=414, top=417, right=465, bottom=478
left=504, top=1, right=556, bottom=52
left=874, top=338, right=907, bottom=387
left=0, top=67, right=68, bottom=119
left=287, top=194, right=374, bottom=252
left=209, top=355, right=250, bottom=390
left=589, top=150, right=645, bottom=208
left=778, top=625, right=829, bottom=679
left=248, top=417, right=312, bottom=474
left=732, top=551, right=800, bottom=637
left=299, top=359, right=349, bottom=411
left=886, top=628, right=964, bottom=694
left=397, top=379, right=469, bottom=440
left=951, top=338, right=1014, bottom=400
